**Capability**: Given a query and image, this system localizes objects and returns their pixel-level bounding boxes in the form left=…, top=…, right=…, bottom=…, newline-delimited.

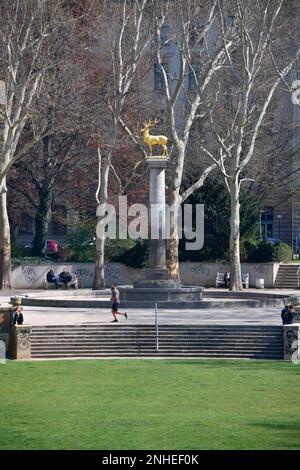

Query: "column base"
left=133, top=267, right=181, bottom=289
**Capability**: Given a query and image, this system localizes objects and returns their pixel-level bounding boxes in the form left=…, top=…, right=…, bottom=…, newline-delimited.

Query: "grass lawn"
left=0, top=359, right=299, bottom=450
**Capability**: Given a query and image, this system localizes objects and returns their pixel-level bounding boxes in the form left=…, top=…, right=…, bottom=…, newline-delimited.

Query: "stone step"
left=32, top=335, right=283, bottom=341
left=31, top=334, right=282, bottom=341
left=274, top=264, right=300, bottom=289
left=30, top=345, right=283, bottom=353
left=31, top=347, right=283, bottom=354
left=32, top=326, right=282, bottom=332
left=31, top=329, right=282, bottom=335
left=31, top=341, right=283, bottom=349
left=30, top=324, right=283, bottom=360
left=31, top=352, right=283, bottom=359
left=31, top=339, right=280, bottom=347
left=31, top=340, right=282, bottom=348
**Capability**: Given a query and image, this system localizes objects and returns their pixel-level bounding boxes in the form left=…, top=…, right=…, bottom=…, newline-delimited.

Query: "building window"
left=260, top=207, right=273, bottom=239
left=160, top=24, right=170, bottom=47
left=19, top=213, right=34, bottom=235
left=154, top=62, right=168, bottom=91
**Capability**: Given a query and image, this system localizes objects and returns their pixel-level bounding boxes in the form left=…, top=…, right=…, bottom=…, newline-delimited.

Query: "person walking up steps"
left=111, top=282, right=128, bottom=323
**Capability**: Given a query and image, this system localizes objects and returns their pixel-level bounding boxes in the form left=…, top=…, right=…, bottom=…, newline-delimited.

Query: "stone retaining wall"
left=11, top=262, right=280, bottom=289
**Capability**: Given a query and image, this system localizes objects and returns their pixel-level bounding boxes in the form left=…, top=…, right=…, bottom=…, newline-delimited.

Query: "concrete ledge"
left=283, top=324, right=300, bottom=361
left=9, top=325, right=31, bottom=360
left=18, top=297, right=284, bottom=309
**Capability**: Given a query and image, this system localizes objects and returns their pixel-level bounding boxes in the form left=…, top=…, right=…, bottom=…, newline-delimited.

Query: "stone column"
left=9, top=325, right=31, bottom=360
left=146, top=157, right=169, bottom=279
left=132, top=156, right=181, bottom=289
left=283, top=324, right=300, bottom=362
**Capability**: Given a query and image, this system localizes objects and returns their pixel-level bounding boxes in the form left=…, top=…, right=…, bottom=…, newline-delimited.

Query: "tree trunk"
left=229, top=179, right=243, bottom=291
left=32, top=187, right=52, bottom=256
left=92, top=157, right=110, bottom=290
left=166, top=141, right=185, bottom=283
left=166, top=185, right=181, bottom=282
left=0, top=177, right=11, bottom=289
left=93, top=237, right=105, bottom=290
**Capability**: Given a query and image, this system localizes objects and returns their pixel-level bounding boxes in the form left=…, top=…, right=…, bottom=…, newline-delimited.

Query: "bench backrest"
left=45, top=273, right=77, bottom=281
left=216, top=272, right=249, bottom=280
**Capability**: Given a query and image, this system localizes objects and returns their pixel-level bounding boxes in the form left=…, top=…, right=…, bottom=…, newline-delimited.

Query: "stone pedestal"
left=293, top=307, right=300, bottom=323
left=133, top=157, right=179, bottom=289
left=283, top=325, right=300, bottom=361
left=121, top=156, right=204, bottom=307
left=133, top=157, right=177, bottom=288
left=147, top=157, right=168, bottom=270
left=9, top=325, right=31, bottom=360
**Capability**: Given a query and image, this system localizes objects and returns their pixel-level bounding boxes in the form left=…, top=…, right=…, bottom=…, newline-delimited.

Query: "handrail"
left=297, top=266, right=300, bottom=288
left=155, top=303, right=159, bottom=352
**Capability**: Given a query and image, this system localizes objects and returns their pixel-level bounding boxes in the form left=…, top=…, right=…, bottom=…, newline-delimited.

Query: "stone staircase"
left=31, top=324, right=283, bottom=360
left=274, top=264, right=300, bottom=289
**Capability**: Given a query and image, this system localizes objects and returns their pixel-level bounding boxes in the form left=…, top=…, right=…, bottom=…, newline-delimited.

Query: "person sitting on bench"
left=59, top=268, right=72, bottom=288
left=224, top=271, right=230, bottom=288
left=46, top=269, right=59, bottom=289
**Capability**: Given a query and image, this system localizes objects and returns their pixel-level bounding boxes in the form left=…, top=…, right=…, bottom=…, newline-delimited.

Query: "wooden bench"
left=215, top=272, right=249, bottom=288
left=44, top=273, right=79, bottom=289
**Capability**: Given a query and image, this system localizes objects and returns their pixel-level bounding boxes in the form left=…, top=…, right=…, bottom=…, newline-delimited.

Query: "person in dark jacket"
left=281, top=305, right=295, bottom=325
left=59, top=268, right=72, bottom=288
left=12, top=305, right=24, bottom=326
left=46, top=269, right=59, bottom=289
left=224, top=272, right=230, bottom=288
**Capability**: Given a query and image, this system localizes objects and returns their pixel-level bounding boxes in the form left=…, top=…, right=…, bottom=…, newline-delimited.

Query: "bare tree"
left=154, top=0, right=236, bottom=281
left=0, top=0, right=65, bottom=288
left=90, top=0, right=157, bottom=289
left=198, top=0, right=297, bottom=290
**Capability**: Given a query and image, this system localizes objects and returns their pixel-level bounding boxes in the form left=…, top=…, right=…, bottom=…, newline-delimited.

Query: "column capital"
left=145, top=156, right=169, bottom=168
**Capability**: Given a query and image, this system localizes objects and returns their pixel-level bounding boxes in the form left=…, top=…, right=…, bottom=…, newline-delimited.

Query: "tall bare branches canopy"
left=0, top=0, right=300, bottom=291
left=0, top=0, right=67, bottom=288
left=196, top=0, right=299, bottom=290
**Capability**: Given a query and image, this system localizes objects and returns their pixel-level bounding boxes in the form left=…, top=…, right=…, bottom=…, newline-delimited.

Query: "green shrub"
left=272, top=241, right=293, bottom=262
left=105, top=238, right=136, bottom=261
left=11, top=239, right=30, bottom=258
left=111, top=240, right=148, bottom=268
left=178, top=174, right=260, bottom=262
left=12, top=257, right=55, bottom=268
left=245, top=240, right=292, bottom=263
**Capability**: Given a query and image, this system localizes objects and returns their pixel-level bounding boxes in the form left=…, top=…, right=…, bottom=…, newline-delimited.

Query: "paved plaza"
left=12, top=305, right=284, bottom=326
left=1, top=288, right=298, bottom=326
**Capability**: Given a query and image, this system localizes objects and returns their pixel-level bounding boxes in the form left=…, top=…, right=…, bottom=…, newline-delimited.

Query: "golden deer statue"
left=141, top=118, right=168, bottom=157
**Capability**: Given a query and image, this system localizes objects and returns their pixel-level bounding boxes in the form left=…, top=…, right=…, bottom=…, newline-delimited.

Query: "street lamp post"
left=259, top=210, right=264, bottom=240
left=277, top=214, right=282, bottom=240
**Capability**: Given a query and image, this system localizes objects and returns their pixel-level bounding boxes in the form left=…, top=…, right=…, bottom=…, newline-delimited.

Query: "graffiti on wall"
left=21, top=266, right=37, bottom=285
left=105, top=265, right=121, bottom=284
left=253, top=264, right=266, bottom=275
left=189, top=264, right=210, bottom=277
